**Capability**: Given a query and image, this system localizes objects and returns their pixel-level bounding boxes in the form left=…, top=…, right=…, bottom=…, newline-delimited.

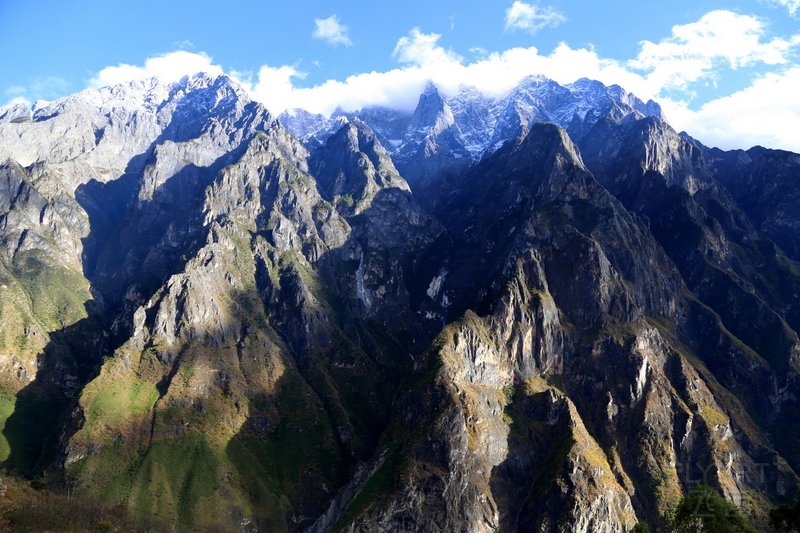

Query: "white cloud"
left=392, top=28, right=462, bottom=66
left=243, top=30, right=649, bottom=116
left=89, top=51, right=223, bottom=88
left=312, top=15, right=353, bottom=47
left=241, top=62, right=429, bottom=116
left=4, top=96, right=30, bottom=107
left=767, top=0, right=800, bottom=16
left=661, top=67, right=800, bottom=151
left=238, top=65, right=308, bottom=116
left=630, top=10, right=799, bottom=92
left=504, top=1, right=565, bottom=34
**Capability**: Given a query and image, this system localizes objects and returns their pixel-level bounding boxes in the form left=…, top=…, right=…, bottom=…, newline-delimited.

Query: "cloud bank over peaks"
left=237, top=30, right=649, bottom=117
left=232, top=11, right=800, bottom=154
left=90, top=51, right=224, bottom=88
left=14, top=9, right=800, bottom=153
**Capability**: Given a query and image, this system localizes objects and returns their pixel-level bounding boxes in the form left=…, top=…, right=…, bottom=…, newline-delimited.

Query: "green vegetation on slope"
left=0, top=392, right=16, bottom=461
left=670, top=485, right=757, bottom=533
left=10, top=251, right=90, bottom=333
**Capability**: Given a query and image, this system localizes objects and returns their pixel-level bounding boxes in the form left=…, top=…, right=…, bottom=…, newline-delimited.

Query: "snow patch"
left=355, top=256, right=372, bottom=311
left=634, top=356, right=649, bottom=401
left=427, top=269, right=448, bottom=300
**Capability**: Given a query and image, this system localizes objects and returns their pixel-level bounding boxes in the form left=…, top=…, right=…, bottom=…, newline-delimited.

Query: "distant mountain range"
left=280, top=75, right=662, bottom=187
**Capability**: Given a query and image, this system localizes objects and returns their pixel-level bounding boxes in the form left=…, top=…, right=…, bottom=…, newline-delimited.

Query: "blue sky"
left=2, top=0, right=800, bottom=151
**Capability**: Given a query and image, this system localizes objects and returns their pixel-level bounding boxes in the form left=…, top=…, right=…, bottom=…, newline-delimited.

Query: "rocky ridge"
left=0, top=72, right=797, bottom=532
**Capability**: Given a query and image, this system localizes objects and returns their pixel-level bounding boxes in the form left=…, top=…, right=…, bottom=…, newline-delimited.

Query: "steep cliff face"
left=310, top=119, right=444, bottom=332
left=328, top=124, right=797, bottom=532
left=64, top=121, right=396, bottom=529
left=579, top=117, right=800, bottom=473
left=0, top=160, right=100, bottom=475
left=708, top=146, right=800, bottom=262
left=310, top=119, right=410, bottom=215
left=0, top=74, right=799, bottom=532
left=0, top=75, right=301, bottom=482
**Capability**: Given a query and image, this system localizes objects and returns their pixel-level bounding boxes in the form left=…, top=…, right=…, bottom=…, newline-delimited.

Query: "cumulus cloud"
left=244, top=30, right=648, bottom=116
left=89, top=51, right=223, bottom=87
left=312, top=15, right=353, bottom=47
left=239, top=33, right=627, bottom=116
left=504, top=1, right=565, bottom=34
left=630, top=10, right=800, bottom=92
left=663, top=67, right=800, bottom=151
left=393, top=28, right=462, bottom=66
left=241, top=63, right=429, bottom=116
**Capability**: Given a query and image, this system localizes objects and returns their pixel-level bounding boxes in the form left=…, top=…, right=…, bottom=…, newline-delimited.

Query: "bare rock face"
left=310, top=119, right=409, bottom=215
left=321, top=123, right=798, bottom=532
left=309, top=119, right=444, bottom=329
left=708, top=145, right=800, bottom=262
left=1, top=74, right=799, bottom=533
left=579, top=115, right=800, bottom=474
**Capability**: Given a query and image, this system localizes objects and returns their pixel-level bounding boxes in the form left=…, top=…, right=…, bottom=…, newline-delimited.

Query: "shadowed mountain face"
left=0, top=73, right=799, bottom=532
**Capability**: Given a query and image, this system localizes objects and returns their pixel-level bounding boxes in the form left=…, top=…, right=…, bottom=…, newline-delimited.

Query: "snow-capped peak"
left=278, top=75, right=663, bottom=186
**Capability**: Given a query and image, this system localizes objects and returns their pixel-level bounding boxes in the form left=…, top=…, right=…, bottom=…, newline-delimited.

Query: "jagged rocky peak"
left=506, top=74, right=572, bottom=111
left=167, top=73, right=259, bottom=123
left=567, top=77, right=662, bottom=120
left=76, top=72, right=244, bottom=114
left=278, top=74, right=666, bottom=197
left=280, top=74, right=660, bottom=167
left=707, top=144, right=800, bottom=261
left=407, top=82, right=454, bottom=135
left=441, top=119, right=683, bottom=321
left=489, top=121, right=591, bottom=191
left=0, top=101, right=33, bottom=123
left=23, top=72, right=237, bottom=129
left=279, top=107, right=332, bottom=140
left=277, top=107, right=354, bottom=150
left=0, top=72, right=264, bottom=185
left=519, top=120, right=587, bottom=165
left=605, top=82, right=662, bottom=118
left=580, top=113, right=711, bottom=195
left=310, top=118, right=409, bottom=214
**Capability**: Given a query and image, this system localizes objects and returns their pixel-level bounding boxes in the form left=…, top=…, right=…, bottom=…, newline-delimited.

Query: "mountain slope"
left=330, top=124, right=797, bottom=531
left=0, top=73, right=798, bottom=532
left=708, top=145, right=800, bottom=262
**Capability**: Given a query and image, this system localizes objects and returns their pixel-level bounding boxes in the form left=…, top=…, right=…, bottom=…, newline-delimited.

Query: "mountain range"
left=0, top=71, right=798, bottom=532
